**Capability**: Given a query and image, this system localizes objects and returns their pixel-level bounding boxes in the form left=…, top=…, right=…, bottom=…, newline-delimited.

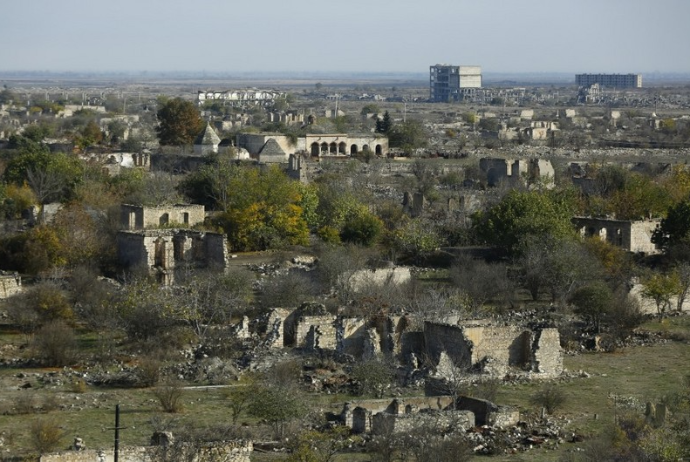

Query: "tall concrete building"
left=430, top=65, right=482, bottom=102
left=575, top=73, right=642, bottom=88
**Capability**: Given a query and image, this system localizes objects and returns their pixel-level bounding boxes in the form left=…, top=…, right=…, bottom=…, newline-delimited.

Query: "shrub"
left=137, top=356, right=161, bottom=387
left=32, top=320, right=78, bottom=367
left=152, top=381, right=185, bottom=413
left=530, top=383, right=567, bottom=415
left=29, top=417, right=66, bottom=454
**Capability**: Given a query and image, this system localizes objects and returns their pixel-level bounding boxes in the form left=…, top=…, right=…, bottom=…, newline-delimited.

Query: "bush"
left=29, top=417, right=66, bottom=454
left=530, top=383, right=567, bottom=415
left=32, top=320, right=78, bottom=367
left=137, top=356, right=161, bottom=387
left=152, top=381, right=185, bottom=413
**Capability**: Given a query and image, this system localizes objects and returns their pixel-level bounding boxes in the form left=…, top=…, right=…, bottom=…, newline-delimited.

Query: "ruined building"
left=430, top=65, right=482, bottom=102
left=0, top=272, right=21, bottom=299
left=573, top=216, right=660, bottom=254
left=120, top=204, right=206, bottom=230
left=117, top=229, right=230, bottom=285
left=479, top=158, right=555, bottom=188
left=423, top=321, right=563, bottom=379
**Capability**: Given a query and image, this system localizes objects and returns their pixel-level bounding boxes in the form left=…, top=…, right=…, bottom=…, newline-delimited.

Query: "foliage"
left=388, top=119, right=427, bottom=154
left=375, top=111, right=393, bottom=134
left=474, top=189, right=577, bottom=256
left=519, top=235, right=602, bottom=304
left=530, top=383, right=567, bottom=414
left=224, top=379, right=255, bottom=425
left=32, top=320, right=78, bottom=367
left=212, top=165, right=309, bottom=251
left=351, top=358, right=395, bottom=398
left=388, top=219, right=441, bottom=264
left=247, top=384, right=308, bottom=437
left=340, top=209, right=383, bottom=247
left=29, top=417, right=67, bottom=454
left=0, top=182, right=37, bottom=218
left=450, top=256, right=513, bottom=314
left=570, top=281, right=614, bottom=332
left=286, top=427, right=352, bottom=462
left=152, top=381, right=185, bottom=413
left=641, top=271, right=681, bottom=317
left=156, top=97, right=204, bottom=146
left=653, top=199, right=690, bottom=252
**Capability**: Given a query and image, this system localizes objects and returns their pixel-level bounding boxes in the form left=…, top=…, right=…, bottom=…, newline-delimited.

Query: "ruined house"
left=120, top=204, right=205, bottom=230
left=116, top=229, right=230, bottom=285
left=573, top=216, right=660, bottom=254
left=479, top=158, right=555, bottom=188
left=339, top=395, right=517, bottom=435
left=0, top=272, right=21, bottom=299
left=423, top=321, right=563, bottom=379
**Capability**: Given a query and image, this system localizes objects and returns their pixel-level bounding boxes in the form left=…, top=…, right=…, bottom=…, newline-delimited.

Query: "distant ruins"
left=479, top=158, right=555, bottom=188
left=339, top=395, right=518, bottom=434
left=263, top=306, right=563, bottom=379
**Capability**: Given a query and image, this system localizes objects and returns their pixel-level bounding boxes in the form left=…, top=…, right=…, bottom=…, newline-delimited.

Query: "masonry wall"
left=0, top=273, right=21, bottom=299
left=573, top=217, right=660, bottom=254
left=532, top=328, right=563, bottom=376
left=372, top=410, right=475, bottom=435
left=120, top=204, right=205, bottom=230
left=424, top=322, right=474, bottom=370
left=295, top=315, right=337, bottom=349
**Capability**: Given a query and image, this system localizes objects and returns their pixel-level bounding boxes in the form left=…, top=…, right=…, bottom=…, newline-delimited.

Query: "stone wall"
left=295, top=315, right=337, bottom=350
left=120, top=204, right=205, bottom=230
left=341, top=396, right=456, bottom=433
left=40, top=440, right=252, bottom=462
left=346, top=267, right=412, bottom=293
left=573, top=217, right=660, bottom=254
left=455, top=396, right=519, bottom=427
left=372, top=410, right=475, bottom=435
left=0, top=272, right=21, bottom=299
left=423, top=322, right=562, bottom=378
left=116, top=229, right=229, bottom=284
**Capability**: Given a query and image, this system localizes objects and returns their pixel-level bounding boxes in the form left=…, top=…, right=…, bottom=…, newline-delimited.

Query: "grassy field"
left=0, top=317, right=687, bottom=460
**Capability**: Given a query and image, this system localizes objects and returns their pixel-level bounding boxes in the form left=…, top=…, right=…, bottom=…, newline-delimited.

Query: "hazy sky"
left=2, top=0, right=688, bottom=74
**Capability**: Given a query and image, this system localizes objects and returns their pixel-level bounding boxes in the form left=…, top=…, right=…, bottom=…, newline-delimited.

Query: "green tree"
left=247, top=384, right=308, bottom=438
left=375, top=110, right=393, bottom=134
left=473, top=189, right=577, bottom=256
left=340, top=209, right=383, bottom=247
left=388, top=119, right=427, bottom=154
left=641, top=271, right=681, bottom=318
left=570, top=281, right=614, bottom=332
left=156, top=97, right=204, bottom=146
left=652, top=199, right=690, bottom=252
left=351, top=359, right=395, bottom=398
left=214, top=165, right=309, bottom=251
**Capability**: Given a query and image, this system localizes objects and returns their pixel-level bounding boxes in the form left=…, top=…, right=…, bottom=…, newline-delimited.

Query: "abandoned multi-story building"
left=196, top=89, right=285, bottom=106
left=573, top=216, right=660, bottom=254
left=120, top=204, right=206, bottom=230
left=430, top=65, right=482, bottom=102
left=575, top=73, right=642, bottom=89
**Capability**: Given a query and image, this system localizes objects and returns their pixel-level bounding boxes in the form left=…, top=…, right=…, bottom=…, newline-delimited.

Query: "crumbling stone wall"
left=372, top=410, right=475, bottom=435
left=345, top=267, right=412, bottom=293
left=573, top=216, right=660, bottom=254
left=423, top=322, right=562, bottom=378
left=337, top=317, right=369, bottom=357
left=0, top=272, right=21, bottom=299
left=295, top=315, right=337, bottom=350
left=120, top=204, right=205, bottom=230
left=116, top=229, right=229, bottom=284
left=455, top=396, right=519, bottom=427
left=480, top=158, right=554, bottom=188
left=341, top=396, right=456, bottom=433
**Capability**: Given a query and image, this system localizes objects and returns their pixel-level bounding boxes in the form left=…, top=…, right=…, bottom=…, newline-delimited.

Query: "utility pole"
left=106, top=404, right=127, bottom=462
